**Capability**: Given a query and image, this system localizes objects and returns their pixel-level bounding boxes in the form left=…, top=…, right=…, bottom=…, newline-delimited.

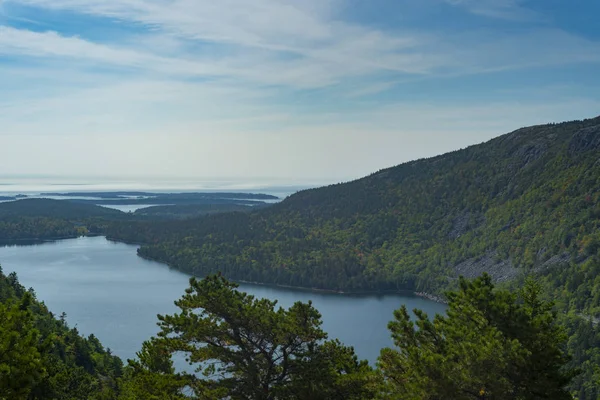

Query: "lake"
left=0, top=236, right=446, bottom=364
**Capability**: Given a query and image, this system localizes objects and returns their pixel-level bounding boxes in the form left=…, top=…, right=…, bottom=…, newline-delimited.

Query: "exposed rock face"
left=569, top=125, right=600, bottom=154
left=514, top=140, right=548, bottom=168
left=449, top=210, right=485, bottom=239
left=535, top=253, right=571, bottom=272
left=415, top=292, right=448, bottom=304
left=453, top=252, right=520, bottom=282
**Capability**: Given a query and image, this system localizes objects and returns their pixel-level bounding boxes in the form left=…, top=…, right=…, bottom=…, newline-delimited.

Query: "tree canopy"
left=124, top=275, right=377, bottom=400
left=379, top=274, right=576, bottom=400
left=0, top=268, right=123, bottom=400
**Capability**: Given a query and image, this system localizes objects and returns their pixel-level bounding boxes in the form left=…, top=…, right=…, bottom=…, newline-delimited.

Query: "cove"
left=0, top=236, right=446, bottom=364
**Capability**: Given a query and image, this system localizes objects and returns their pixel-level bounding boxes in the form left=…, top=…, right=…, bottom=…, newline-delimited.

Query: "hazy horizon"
left=1, top=113, right=599, bottom=187
left=1, top=0, right=599, bottom=180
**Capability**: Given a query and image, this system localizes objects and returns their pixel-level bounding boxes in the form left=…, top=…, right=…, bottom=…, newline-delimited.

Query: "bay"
left=0, top=236, right=446, bottom=364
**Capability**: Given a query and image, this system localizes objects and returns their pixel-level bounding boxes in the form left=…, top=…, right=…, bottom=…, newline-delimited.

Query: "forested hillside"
left=0, top=267, right=123, bottom=399
left=107, top=116, right=600, bottom=294
left=133, top=203, right=268, bottom=219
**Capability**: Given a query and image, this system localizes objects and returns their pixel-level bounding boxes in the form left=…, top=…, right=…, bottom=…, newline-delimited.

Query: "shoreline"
left=0, top=233, right=106, bottom=245
left=414, top=292, right=448, bottom=304
left=0, top=234, right=448, bottom=305
left=0, top=235, right=79, bottom=245
left=105, top=236, right=148, bottom=247
left=138, top=252, right=448, bottom=303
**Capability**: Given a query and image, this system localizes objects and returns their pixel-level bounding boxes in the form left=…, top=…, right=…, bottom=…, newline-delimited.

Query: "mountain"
left=107, top=116, right=600, bottom=293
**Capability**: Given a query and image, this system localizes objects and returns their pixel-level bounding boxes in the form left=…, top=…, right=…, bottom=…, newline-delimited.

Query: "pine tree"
left=378, top=274, right=576, bottom=399
left=125, top=275, right=377, bottom=399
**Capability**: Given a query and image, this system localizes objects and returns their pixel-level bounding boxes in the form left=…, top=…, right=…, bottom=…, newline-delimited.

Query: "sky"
left=0, top=0, right=599, bottom=183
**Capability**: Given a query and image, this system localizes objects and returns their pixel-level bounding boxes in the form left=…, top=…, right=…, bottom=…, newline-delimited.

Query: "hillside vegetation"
left=0, top=267, right=123, bottom=399
left=107, top=117, right=600, bottom=294
left=133, top=203, right=268, bottom=219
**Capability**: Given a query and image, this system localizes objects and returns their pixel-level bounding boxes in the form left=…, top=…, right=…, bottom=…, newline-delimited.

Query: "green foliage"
left=0, top=267, right=123, bottom=399
left=126, top=275, right=378, bottom=400
left=118, top=340, right=189, bottom=400
left=0, top=216, right=84, bottom=241
left=379, top=274, right=575, bottom=400
left=0, top=293, right=45, bottom=400
left=0, top=199, right=128, bottom=241
left=134, top=203, right=268, bottom=220
left=520, top=255, right=600, bottom=399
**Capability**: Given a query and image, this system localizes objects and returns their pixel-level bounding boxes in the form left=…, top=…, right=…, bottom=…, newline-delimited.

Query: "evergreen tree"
left=127, top=275, right=377, bottom=400
left=0, top=293, right=45, bottom=400
left=118, top=340, right=190, bottom=400
left=0, top=269, right=123, bottom=400
left=378, top=274, right=576, bottom=399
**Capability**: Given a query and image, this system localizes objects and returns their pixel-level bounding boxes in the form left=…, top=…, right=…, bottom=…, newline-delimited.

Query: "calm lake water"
left=0, top=236, right=446, bottom=364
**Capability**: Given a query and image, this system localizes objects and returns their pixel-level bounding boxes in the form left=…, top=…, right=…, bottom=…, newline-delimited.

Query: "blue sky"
left=0, top=0, right=599, bottom=182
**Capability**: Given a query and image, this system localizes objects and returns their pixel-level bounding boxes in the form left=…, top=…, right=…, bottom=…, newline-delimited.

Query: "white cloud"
left=0, top=0, right=599, bottom=180
left=443, top=0, right=542, bottom=21
left=3, top=0, right=599, bottom=91
left=7, top=0, right=435, bottom=83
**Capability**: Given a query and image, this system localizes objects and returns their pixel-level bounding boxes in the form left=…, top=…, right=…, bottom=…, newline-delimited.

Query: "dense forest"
left=0, top=267, right=123, bottom=399
left=133, top=203, right=269, bottom=219
left=0, top=199, right=128, bottom=241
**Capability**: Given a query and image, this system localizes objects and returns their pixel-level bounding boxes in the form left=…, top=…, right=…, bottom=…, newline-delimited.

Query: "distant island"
left=39, top=191, right=278, bottom=207
left=40, top=191, right=279, bottom=200
left=134, top=203, right=270, bottom=219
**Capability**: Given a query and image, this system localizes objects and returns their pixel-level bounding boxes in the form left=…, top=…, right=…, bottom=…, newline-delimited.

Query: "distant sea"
left=0, top=177, right=331, bottom=200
